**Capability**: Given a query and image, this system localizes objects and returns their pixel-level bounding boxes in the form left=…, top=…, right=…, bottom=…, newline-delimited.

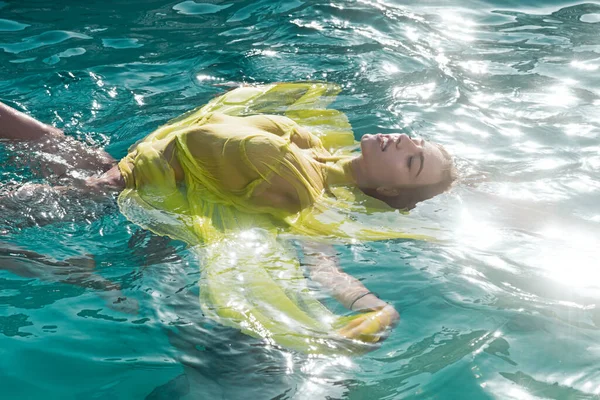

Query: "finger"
left=338, top=316, right=368, bottom=336
left=349, top=324, right=382, bottom=343
left=375, top=310, right=391, bottom=327
left=338, top=323, right=358, bottom=338
left=343, top=318, right=382, bottom=342
left=338, top=310, right=390, bottom=340
left=339, top=324, right=366, bottom=340
left=339, top=319, right=368, bottom=338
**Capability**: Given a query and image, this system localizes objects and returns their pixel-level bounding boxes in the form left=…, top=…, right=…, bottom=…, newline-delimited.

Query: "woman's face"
left=358, top=133, right=447, bottom=190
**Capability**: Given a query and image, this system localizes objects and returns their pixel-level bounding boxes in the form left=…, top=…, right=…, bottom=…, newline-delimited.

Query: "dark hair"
left=363, top=143, right=457, bottom=210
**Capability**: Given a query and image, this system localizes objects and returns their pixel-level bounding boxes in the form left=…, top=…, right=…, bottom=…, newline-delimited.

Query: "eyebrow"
left=415, top=152, right=425, bottom=178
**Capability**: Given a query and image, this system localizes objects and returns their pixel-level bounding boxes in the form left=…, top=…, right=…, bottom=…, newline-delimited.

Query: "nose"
left=397, top=134, right=421, bottom=151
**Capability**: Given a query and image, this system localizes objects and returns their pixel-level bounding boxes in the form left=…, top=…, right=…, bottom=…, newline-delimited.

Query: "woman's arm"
left=302, top=241, right=399, bottom=341
left=302, top=241, right=385, bottom=310
left=0, top=101, right=63, bottom=141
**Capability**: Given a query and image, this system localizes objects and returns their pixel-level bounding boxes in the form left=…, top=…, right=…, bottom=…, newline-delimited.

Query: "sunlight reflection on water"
left=1, top=0, right=600, bottom=398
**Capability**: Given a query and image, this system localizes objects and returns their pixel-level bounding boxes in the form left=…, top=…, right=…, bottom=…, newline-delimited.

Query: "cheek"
left=385, top=156, right=412, bottom=185
left=370, top=154, right=406, bottom=185
left=364, top=145, right=382, bottom=167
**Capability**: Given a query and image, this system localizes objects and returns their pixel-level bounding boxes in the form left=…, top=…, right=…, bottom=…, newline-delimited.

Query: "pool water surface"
left=1, top=0, right=600, bottom=399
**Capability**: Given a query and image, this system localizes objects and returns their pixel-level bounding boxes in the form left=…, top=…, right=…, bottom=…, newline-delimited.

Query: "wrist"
left=350, top=292, right=386, bottom=312
left=355, top=295, right=387, bottom=311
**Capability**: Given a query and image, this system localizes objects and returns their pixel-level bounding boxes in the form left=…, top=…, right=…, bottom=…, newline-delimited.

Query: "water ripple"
left=1, top=1, right=600, bottom=399
left=0, top=30, right=92, bottom=54
left=173, top=1, right=232, bottom=15
left=0, top=18, right=29, bottom=32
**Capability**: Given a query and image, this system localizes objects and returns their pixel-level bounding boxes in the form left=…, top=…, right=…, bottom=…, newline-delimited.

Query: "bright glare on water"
left=1, top=0, right=600, bottom=399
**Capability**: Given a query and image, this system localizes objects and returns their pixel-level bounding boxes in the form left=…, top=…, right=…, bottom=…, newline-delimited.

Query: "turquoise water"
left=1, top=0, right=600, bottom=398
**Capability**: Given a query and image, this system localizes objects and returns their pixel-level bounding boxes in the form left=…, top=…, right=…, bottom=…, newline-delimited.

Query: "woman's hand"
left=338, top=304, right=400, bottom=343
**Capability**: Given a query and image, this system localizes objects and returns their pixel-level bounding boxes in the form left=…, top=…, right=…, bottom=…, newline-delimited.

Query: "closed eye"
left=416, top=153, right=425, bottom=177
left=408, top=154, right=425, bottom=177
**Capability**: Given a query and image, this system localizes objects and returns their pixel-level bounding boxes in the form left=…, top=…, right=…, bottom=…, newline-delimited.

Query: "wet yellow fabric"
left=117, top=83, right=433, bottom=354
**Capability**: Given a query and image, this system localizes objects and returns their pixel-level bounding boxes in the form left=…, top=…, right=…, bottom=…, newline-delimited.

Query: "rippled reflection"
left=537, top=226, right=600, bottom=288
left=456, top=208, right=501, bottom=250
left=442, top=12, right=476, bottom=42
left=2, top=0, right=600, bottom=398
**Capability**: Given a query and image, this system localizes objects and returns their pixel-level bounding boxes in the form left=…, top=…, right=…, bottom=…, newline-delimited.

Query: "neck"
left=322, top=155, right=357, bottom=186
left=349, top=154, right=372, bottom=189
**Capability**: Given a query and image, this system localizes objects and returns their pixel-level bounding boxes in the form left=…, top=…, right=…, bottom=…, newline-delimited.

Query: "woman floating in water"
left=0, top=83, right=455, bottom=354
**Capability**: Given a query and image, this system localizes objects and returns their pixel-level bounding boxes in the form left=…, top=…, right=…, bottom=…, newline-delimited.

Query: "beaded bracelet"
left=349, top=291, right=379, bottom=311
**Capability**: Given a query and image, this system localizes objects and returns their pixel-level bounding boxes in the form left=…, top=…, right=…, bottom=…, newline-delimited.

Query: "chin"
left=361, top=135, right=380, bottom=158
left=360, top=133, right=374, bottom=149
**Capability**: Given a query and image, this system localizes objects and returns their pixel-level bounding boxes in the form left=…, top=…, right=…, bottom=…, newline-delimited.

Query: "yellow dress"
left=117, top=83, right=433, bottom=355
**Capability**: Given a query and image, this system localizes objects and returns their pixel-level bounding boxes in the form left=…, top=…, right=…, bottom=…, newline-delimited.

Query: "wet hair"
left=363, top=143, right=457, bottom=210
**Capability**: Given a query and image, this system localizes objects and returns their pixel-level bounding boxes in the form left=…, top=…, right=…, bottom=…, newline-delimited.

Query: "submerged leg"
left=0, top=101, right=63, bottom=141
left=0, top=240, right=138, bottom=314
left=0, top=101, right=116, bottom=184
left=0, top=183, right=118, bottom=233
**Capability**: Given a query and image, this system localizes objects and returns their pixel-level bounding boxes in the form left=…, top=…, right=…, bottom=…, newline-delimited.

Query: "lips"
left=377, top=134, right=387, bottom=151
left=377, top=134, right=398, bottom=151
